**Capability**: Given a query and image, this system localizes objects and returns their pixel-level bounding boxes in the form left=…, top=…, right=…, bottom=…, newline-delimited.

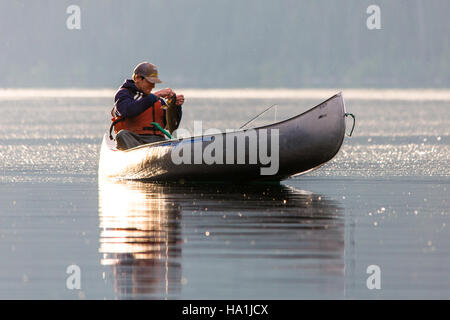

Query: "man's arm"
left=114, top=89, right=159, bottom=118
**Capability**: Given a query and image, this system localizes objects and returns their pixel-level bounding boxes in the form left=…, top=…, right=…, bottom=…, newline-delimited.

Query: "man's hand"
left=176, top=94, right=184, bottom=106
left=154, top=88, right=184, bottom=106
left=154, top=88, right=174, bottom=99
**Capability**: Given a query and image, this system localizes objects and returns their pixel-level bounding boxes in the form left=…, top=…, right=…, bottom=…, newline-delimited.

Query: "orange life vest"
left=111, top=100, right=165, bottom=137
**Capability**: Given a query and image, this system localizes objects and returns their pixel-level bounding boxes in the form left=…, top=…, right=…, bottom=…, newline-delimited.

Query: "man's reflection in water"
left=98, top=181, right=183, bottom=299
left=98, top=180, right=344, bottom=299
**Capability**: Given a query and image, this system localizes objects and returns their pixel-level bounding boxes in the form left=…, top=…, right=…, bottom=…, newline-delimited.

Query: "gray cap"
left=133, top=61, right=162, bottom=83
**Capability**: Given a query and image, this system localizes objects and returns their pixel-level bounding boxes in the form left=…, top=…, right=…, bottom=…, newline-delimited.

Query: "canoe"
left=98, top=92, right=350, bottom=182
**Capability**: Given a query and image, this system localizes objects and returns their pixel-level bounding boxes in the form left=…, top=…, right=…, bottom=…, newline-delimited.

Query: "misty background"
left=0, top=0, right=449, bottom=88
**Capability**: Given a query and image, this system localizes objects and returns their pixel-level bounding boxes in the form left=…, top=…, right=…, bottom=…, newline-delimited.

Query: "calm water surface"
left=0, top=89, right=449, bottom=299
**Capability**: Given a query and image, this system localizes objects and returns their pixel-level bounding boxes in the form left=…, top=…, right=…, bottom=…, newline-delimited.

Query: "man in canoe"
left=110, top=61, right=185, bottom=150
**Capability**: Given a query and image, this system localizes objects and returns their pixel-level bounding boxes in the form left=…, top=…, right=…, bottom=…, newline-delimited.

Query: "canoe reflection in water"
left=98, top=180, right=345, bottom=299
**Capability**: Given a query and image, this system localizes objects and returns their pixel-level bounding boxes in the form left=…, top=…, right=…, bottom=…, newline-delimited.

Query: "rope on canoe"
left=344, top=113, right=356, bottom=136
left=151, top=122, right=173, bottom=139
left=109, top=119, right=173, bottom=140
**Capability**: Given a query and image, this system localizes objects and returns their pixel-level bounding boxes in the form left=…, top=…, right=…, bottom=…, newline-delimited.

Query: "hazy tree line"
left=0, top=0, right=448, bottom=88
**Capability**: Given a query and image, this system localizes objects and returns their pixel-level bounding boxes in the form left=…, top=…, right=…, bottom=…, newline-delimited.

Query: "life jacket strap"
left=109, top=117, right=125, bottom=140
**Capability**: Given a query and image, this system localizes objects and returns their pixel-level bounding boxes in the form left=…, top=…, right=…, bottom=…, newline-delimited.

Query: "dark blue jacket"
left=112, top=79, right=182, bottom=127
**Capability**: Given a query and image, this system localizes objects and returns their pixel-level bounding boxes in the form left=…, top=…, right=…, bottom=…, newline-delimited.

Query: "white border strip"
left=1, top=88, right=449, bottom=101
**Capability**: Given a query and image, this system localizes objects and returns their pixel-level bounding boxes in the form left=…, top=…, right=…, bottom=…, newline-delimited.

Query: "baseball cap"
left=133, top=62, right=162, bottom=84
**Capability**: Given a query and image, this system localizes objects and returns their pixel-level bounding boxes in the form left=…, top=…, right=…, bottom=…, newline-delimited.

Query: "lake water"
left=0, top=89, right=449, bottom=299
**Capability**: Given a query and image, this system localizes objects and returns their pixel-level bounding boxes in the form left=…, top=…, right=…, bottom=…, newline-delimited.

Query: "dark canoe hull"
left=98, top=92, right=347, bottom=182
